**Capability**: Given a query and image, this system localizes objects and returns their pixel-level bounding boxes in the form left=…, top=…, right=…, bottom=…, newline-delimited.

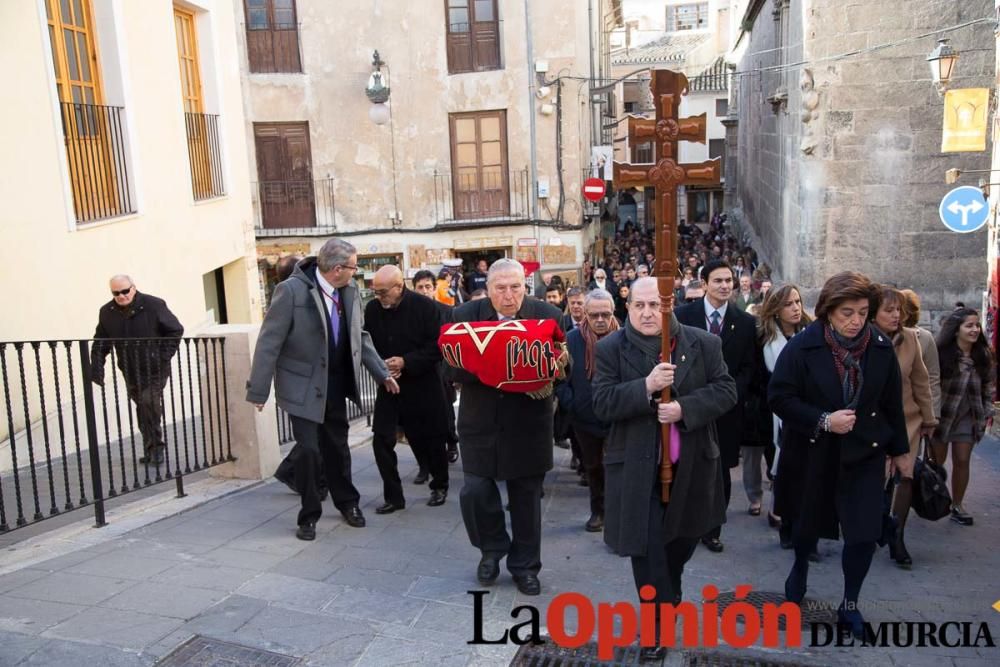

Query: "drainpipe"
left=524, top=0, right=539, bottom=223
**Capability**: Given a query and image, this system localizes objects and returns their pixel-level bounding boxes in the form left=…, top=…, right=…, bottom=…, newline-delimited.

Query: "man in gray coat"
left=247, top=238, right=397, bottom=541
left=450, top=259, right=563, bottom=596
left=593, top=277, right=736, bottom=659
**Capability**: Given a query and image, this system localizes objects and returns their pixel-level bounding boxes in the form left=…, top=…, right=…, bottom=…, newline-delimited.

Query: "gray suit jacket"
left=246, top=257, right=389, bottom=423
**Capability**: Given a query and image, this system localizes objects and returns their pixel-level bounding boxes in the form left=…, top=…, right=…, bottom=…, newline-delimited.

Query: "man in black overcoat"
left=364, top=266, right=450, bottom=511
left=450, top=258, right=563, bottom=596
left=674, top=259, right=756, bottom=553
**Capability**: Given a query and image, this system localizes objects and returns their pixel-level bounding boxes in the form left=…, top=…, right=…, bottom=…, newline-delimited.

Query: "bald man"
left=363, top=266, right=451, bottom=510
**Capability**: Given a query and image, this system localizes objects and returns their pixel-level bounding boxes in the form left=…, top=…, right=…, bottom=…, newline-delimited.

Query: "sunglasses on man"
left=111, top=286, right=133, bottom=297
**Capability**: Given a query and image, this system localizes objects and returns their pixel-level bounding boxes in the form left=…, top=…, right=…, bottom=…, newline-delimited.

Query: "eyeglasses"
left=372, top=284, right=402, bottom=297
left=338, top=264, right=358, bottom=272
left=111, top=286, right=133, bottom=297
left=587, top=312, right=614, bottom=320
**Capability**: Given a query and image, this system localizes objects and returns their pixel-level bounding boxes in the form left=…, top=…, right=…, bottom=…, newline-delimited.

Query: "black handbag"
left=912, top=438, right=952, bottom=521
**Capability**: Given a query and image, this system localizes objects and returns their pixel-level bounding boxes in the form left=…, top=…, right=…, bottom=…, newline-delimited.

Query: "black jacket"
left=449, top=297, right=564, bottom=479
left=555, top=328, right=608, bottom=438
left=91, top=292, right=184, bottom=384
left=769, top=321, right=908, bottom=542
left=364, top=289, right=448, bottom=439
left=674, top=298, right=756, bottom=467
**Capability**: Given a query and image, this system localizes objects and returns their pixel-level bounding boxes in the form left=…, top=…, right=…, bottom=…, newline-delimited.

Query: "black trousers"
left=291, top=395, right=357, bottom=526
left=575, top=428, right=605, bottom=515
left=443, top=377, right=459, bottom=447
left=460, top=472, right=544, bottom=577
left=704, top=466, right=732, bottom=540
left=631, top=485, right=700, bottom=609
left=125, top=379, right=167, bottom=452
left=373, top=431, right=448, bottom=505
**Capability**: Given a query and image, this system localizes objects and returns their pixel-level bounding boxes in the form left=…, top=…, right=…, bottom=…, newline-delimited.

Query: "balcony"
left=432, top=168, right=530, bottom=225
left=59, top=102, right=136, bottom=224
left=252, top=178, right=336, bottom=237
left=184, top=113, right=225, bottom=201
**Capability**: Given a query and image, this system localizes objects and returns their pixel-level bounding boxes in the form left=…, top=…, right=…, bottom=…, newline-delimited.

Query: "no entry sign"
left=583, top=177, right=606, bottom=202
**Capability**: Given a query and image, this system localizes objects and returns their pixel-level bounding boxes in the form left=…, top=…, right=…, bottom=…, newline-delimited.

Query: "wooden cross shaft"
left=610, top=69, right=722, bottom=504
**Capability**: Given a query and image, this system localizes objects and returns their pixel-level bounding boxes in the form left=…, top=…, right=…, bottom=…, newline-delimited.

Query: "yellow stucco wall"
left=0, top=0, right=260, bottom=344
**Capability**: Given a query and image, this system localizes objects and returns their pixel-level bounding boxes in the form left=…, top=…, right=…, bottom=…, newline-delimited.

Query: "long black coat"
left=674, top=298, right=756, bottom=467
left=450, top=297, right=564, bottom=480
left=364, top=289, right=448, bottom=440
left=592, top=324, right=737, bottom=556
left=768, top=322, right=908, bottom=543
left=91, top=292, right=184, bottom=385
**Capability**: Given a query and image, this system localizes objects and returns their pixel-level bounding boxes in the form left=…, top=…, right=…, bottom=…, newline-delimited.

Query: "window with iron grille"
left=446, top=0, right=501, bottom=74
left=244, top=0, right=301, bottom=73
left=666, top=3, right=709, bottom=31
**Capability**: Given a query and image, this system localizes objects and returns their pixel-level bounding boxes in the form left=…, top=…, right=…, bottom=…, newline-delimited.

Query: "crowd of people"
left=242, top=221, right=994, bottom=660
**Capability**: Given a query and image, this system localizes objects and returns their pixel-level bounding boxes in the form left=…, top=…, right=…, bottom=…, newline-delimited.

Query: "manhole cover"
left=687, top=653, right=819, bottom=667
left=157, top=635, right=301, bottom=667
left=715, top=590, right=837, bottom=630
left=510, top=638, right=660, bottom=666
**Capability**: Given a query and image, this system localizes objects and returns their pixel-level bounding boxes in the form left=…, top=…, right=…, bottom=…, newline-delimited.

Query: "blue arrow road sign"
left=939, top=186, right=989, bottom=233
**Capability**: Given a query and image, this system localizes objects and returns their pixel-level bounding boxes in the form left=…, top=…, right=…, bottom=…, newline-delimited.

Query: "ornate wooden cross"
left=612, top=69, right=721, bottom=503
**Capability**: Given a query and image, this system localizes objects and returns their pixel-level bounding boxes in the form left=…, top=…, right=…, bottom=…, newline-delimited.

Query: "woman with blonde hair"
left=752, top=285, right=812, bottom=547
left=871, top=287, right=937, bottom=567
left=899, top=289, right=941, bottom=418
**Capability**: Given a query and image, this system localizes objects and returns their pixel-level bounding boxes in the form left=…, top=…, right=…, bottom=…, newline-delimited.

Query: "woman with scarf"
left=753, top=284, right=812, bottom=548
left=768, top=272, right=908, bottom=638
left=871, top=287, right=937, bottom=567
left=932, top=308, right=995, bottom=526
left=555, top=288, right=620, bottom=532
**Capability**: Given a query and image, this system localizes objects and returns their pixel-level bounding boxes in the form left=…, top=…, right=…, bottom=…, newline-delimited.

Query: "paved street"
left=0, top=427, right=998, bottom=666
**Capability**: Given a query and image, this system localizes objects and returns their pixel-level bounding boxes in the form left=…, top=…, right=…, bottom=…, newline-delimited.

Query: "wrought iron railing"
left=252, top=178, right=336, bottom=236
left=276, top=369, right=376, bottom=445
left=0, top=337, right=232, bottom=533
left=432, top=168, right=530, bottom=224
left=59, top=102, right=136, bottom=223
left=184, top=112, right=225, bottom=200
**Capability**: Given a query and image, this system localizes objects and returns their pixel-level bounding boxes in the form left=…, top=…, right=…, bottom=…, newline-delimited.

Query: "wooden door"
left=174, top=7, right=214, bottom=199
left=449, top=111, right=508, bottom=219
left=254, top=122, right=315, bottom=229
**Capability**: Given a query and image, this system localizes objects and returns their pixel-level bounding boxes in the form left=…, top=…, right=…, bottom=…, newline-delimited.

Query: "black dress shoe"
left=748, top=505, right=762, bottom=516
left=808, top=547, right=821, bottom=563
left=413, top=469, right=429, bottom=485
left=768, top=512, right=782, bottom=529
left=513, top=573, right=541, bottom=596
left=569, top=456, right=580, bottom=471
left=447, top=444, right=460, bottom=463
left=585, top=513, right=604, bottom=532
left=139, top=445, right=166, bottom=465
left=296, top=522, right=316, bottom=541
left=554, top=439, right=570, bottom=450
left=427, top=489, right=447, bottom=507
left=341, top=505, right=366, bottom=527
left=375, top=502, right=404, bottom=515
left=701, top=537, right=724, bottom=553
left=477, top=555, right=500, bottom=585
left=639, top=646, right=667, bottom=663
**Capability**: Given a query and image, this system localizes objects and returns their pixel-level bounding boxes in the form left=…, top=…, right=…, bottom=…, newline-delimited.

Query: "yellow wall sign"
left=942, top=88, right=990, bottom=153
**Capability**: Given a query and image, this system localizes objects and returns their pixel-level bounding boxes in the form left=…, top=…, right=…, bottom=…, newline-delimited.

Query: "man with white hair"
left=247, top=238, right=398, bottom=541
left=450, top=258, right=563, bottom=595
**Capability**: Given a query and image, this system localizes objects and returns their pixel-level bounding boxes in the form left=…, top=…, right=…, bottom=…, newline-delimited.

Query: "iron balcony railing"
left=0, top=337, right=232, bottom=533
left=432, top=168, right=530, bottom=224
left=184, top=112, right=225, bottom=201
left=276, top=370, right=376, bottom=445
left=252, top=178, right=337, bottom=237
left=59, top=102, right=136, bottom=224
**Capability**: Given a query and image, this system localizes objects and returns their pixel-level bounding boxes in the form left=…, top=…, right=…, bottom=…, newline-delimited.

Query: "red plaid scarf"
left=824, top=323, right=872, bottom=409
left=580, top=315, right=619, bottom=379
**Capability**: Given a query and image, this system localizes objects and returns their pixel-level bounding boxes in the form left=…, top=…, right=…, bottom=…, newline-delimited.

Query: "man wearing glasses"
left=91, top=275, right=184, bottom=466
left=247, top=238, right=397, bottom=541
left=363, top=265, right=450, bottom=513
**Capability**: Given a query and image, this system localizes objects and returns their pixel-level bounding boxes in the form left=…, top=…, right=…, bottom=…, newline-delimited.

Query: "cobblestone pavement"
left=0, top=429, right=998, bottom=666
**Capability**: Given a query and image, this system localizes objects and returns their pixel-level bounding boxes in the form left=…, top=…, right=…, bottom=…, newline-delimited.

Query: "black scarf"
left=624, top=316, right=682, bottom=370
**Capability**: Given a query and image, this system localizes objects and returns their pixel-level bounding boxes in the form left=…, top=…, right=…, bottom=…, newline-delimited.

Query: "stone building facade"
left=727, top=0, right=995, bottom=320
left=234, top=0, right=601, bottom=303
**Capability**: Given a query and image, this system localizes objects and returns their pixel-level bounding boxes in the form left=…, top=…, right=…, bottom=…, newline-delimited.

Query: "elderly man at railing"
left=90, top=275, right=184, bottom=466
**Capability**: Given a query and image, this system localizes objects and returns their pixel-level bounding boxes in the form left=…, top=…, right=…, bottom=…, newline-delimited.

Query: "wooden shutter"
left=244, top=0, right=301, bottom=73
left=471, top=0, right=499, bottom=71
left=254, top=122, right=315, bottom=228
left=449, top=111, right=509, bottom=219
left=446, top=0, right=499, bottom=74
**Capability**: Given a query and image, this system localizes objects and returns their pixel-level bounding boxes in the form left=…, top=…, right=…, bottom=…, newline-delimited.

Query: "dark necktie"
left=710, top=310, right=722, bottom=335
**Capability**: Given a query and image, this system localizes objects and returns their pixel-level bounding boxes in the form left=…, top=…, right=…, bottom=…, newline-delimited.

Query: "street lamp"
left=926, top=38, right=959, bottom=94
left=366, top=50, right=391, bottom=125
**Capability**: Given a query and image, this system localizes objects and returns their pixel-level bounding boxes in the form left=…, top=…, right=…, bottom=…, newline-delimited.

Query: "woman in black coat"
left=768, top=271, right=908, bottom=638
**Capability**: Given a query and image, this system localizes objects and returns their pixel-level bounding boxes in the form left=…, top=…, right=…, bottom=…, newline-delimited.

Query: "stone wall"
left=732, top=0, right=995, bottom=323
